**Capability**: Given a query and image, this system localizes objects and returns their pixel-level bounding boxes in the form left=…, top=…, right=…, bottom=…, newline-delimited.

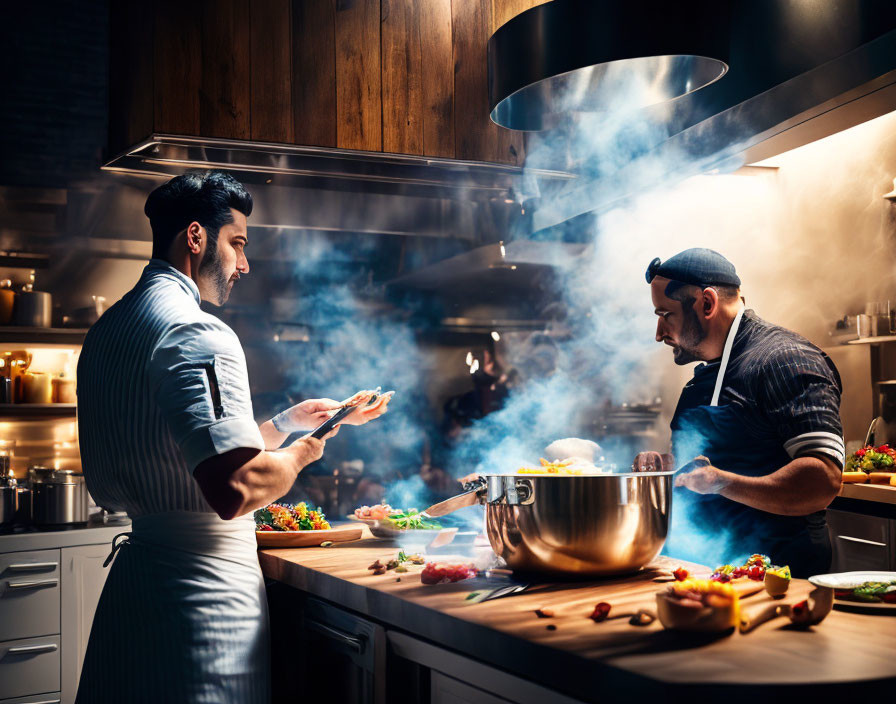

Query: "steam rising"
left=274, top=76, right=896, bottom=568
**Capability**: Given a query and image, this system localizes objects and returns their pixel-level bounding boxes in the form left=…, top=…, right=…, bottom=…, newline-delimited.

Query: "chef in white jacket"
left=75, top=170, right=389, bottom=702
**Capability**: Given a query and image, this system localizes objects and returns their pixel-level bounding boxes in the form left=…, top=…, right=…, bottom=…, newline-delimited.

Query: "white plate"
left=347, top=515, right=455, bottom=543
left=808, top=571, right=896, bottom=611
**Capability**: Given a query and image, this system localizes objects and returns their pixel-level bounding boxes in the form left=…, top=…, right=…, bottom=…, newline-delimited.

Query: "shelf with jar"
left=0, top=347, right=79, bottom=420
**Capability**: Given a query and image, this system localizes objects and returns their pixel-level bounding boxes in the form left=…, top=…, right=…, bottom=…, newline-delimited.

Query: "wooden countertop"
left=260, top=533, right=896, bottom=700
left=839, top=482, right=896, bottom=506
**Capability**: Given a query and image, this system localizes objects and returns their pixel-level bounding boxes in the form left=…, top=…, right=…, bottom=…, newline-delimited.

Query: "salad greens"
left=838, top=580, right=896, bottom=603
left=385, top=509, right=443, bottom=530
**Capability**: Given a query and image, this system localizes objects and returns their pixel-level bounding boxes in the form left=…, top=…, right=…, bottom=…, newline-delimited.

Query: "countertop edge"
left=0, top=522, right=130, bottom=553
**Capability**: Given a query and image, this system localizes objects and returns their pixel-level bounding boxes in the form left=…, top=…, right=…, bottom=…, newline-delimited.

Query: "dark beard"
left=672, top=304, right=706, bottom=365
left=199, top=241, right=231, bottom=305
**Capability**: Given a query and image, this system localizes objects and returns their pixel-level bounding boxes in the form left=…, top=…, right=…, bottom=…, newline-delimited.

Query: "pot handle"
left=421, top=477, right=487, bottom=518
left=487, top=476, right=536, bottom=506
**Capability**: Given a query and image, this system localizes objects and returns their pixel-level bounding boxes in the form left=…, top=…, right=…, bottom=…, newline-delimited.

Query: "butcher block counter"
left=259, top=536, right=896, bottom=702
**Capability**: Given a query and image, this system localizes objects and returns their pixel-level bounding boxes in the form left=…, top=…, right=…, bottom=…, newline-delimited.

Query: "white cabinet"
left=60, top=545, right=109, bottom=704
left=0, top=527, right=119, bottom=704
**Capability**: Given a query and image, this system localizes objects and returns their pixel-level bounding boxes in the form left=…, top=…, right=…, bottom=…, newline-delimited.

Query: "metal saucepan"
left=425, top=470, right=674, bottom=577
left=29, top=467, right=89, bottom=525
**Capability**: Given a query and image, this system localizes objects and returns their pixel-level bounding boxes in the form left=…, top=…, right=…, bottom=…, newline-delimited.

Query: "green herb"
left=466, top=592, right=481, bottom=601
left=386, top=509, right=443, bottom=531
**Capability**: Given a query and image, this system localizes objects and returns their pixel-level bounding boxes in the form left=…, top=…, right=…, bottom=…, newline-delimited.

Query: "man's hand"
left=339, top=391, right=393, bottom=426
left=631, top=451, right=674, bottom=472
left=291, top=434, right=327, bottom=468
left=287, top=398, right=342, bottom=431
left=674, top=456, right=730, bottom=495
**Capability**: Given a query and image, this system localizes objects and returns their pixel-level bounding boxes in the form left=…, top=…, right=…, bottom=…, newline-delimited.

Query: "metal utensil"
left=310, top=389, right=383, bottom=439
left=466, top=583, right=530, bottom=604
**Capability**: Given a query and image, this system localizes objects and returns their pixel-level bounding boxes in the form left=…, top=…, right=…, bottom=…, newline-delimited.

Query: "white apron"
left=75, top=512, right=269, bottom=703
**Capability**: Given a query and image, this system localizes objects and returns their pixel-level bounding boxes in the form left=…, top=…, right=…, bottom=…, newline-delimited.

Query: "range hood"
left=489, top=0, right=730, bottom=131
left=103, top=134, right=574, bottom=202
left=489, top=1, right=896, bottom=234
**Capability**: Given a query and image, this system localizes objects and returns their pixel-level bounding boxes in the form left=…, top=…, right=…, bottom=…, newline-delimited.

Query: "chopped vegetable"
left=254, top=502, right=331, bottom=531
left=711, top=554, right=771, bottom=582
left=673, top=567, right=689, bottom=581
left=845, top=444, right=896, bottom=472
left=589, top=602, right=611, bottom=622
left=420, top=562, right=477, bottom=584
left=384, top=509, right=443, bottom=531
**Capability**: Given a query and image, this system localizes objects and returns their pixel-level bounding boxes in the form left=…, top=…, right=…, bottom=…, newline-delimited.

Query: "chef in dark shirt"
left=643, top=248, right=843, bottom=577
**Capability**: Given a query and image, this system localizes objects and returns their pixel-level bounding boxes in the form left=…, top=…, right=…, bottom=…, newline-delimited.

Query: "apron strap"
left=103, top=532, right=133, bottom=568
left=710, top=304, right=746, bottom=407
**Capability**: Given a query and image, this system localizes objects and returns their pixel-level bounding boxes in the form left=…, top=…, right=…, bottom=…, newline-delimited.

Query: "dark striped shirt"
left=718, top=310, right=844, bottom=466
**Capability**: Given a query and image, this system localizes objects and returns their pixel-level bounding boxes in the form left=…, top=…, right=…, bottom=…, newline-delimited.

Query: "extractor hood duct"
left=488, top=0, right=730, bottom=131
left=494, top=0, right=896, bottom=234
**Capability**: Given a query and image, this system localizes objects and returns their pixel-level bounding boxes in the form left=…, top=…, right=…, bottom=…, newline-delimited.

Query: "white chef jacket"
left=78, top=258, right=265, bottom=515
left=75, top=259, right=269, bottom=703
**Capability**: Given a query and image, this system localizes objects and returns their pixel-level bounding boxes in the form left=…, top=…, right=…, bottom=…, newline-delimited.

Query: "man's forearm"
left=717, top=456, right=841, bottom=515
left=259, top=418, right=289, bottom=450
left=226, top=445, right=305, bottom=517
left=194, top=440, right=321, bottom=520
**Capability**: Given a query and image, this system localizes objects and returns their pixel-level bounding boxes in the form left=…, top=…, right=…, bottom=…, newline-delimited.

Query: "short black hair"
left=667, top=282, right=740, bottom=305
left=144, top=170, right=253, bottom=259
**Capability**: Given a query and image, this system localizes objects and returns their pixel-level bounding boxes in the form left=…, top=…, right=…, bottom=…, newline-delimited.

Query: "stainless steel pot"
left=426, top=471, right=673, bottom=577
left=13, top=288, right=52, bottom=327
left=29, top=467, right=88, bottom=525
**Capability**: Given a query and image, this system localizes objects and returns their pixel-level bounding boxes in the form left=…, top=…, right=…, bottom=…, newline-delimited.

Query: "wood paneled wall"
left=110, top=0, right=550, bottom=164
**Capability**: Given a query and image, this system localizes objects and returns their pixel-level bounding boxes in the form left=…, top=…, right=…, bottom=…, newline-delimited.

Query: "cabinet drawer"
left=0, top=551, right=60, bottom=642
left=0, top=693, right=61, bottom=704
left=827, top=509, right=890, bottom=543
left=0, top=635, right=60, bottom=701
left=827, top=510, right=893, bottom=572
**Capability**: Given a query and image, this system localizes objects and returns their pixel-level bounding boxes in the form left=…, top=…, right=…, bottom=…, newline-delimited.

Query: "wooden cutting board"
left=255, top=526, right=362, bottom=548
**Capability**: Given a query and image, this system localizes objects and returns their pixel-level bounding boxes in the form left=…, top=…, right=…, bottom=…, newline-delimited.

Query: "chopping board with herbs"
left=259, top=540, right=896, bottom=692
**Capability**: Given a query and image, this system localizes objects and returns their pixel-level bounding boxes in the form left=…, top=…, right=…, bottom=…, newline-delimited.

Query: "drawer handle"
left=305, top=619, right=365, bottom=653
left=6, top=578, right=59, bottom=590
left=25, top=700, right=61, bottom=704
left=7, top=643, right=58, bottom=655
left=836, top=535, right=887, bottom=547
left=7, top=562, right=58, bottom=571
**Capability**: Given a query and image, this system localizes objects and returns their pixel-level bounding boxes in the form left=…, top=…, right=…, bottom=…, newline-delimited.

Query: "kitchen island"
left=260, top=536, right=896, bottom=703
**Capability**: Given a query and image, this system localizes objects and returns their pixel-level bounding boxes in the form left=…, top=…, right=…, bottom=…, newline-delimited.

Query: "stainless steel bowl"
left=428, top=471, right=673, bottom=577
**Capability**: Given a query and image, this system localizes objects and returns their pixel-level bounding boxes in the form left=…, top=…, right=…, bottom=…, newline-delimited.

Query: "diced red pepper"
left=589, top=602, right=611, bottom=622
left=672, top=567, right=689, bottom=581
left=882, top=591, right=896, bottom=604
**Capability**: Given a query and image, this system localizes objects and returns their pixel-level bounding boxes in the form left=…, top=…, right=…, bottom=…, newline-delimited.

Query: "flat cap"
left=645, top=248, right=740, bottom=288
